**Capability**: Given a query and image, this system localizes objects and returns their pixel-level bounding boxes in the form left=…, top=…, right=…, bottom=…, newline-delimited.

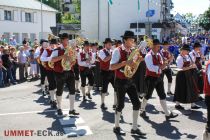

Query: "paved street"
left=0, top=73, right=207, bottom=140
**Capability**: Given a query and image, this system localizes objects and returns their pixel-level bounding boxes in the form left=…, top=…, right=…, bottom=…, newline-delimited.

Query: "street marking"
left=64, top=126, right=93, bottom=137
left=0, top=109, right=69, bottom=116
left=59, top=116, right=85, bottom=125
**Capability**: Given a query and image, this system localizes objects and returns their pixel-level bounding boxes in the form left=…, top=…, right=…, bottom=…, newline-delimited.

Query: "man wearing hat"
left=189, top=42, right=205, bottom=99
left=160, top=41, right=174, bottom=96
left=174, top=44, right=200, bottom=110
left=50, top=33, right=79, bottom=116
left=35, top=39, right=49, bottom=96
left=98, top=38, right=116, bottom=110
left=40, top=39, right=58, bottom=108
left=77, top=41, right=95, bottom=102
left=140, top=39, right=178, bottom=120
left=110, top=31, right=145, bottom=136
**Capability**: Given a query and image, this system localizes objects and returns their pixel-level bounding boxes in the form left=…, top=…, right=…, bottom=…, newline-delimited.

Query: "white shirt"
left=40, top=49, right=53, bottom=62
left=34, top=47, right=41, bottom=59
left=176, top=55, right=191, bottom=69
left=145, top=50, right=162, bottom=74
left=77, top=50, right=95, bottom=67
left=98, top=48, right=111, bottom=61
left=50, top=45, right=64, bottom=58
left=110, top=45, right=131, bottom=65
left=189, top=50, right=200, bottom=63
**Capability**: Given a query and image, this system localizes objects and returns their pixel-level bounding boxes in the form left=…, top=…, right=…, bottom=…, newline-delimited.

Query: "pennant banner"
left=107, top=0, right=113, bottom=6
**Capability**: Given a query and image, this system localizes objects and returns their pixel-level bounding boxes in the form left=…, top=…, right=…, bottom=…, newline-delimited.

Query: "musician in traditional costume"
left=40, top=39, right=57, bottom=108
left=189, top=42, right=205, bottom=100
left=160, top=41, right=174, bottom=95
left=133, top=40, right=147, bottom=98
left=50, top=33, right=79, bottom=116
left=140, top=39, right=178, bottom=120
left=174, top=44, right=200, bottom=110
left=98, top=38, right=117, bottom=110
left=35, top=39, right=49, bottom=96
left=203, top=58, right=210, bottom=137
left=110, top=31, right=146, bottom=136
left=77, top=41, right=95, bottom=102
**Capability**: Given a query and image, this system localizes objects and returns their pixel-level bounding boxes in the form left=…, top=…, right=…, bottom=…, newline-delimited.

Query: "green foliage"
left=197, top=8, right=210, bottom=31
left=182, top=13, right=196, bottom=24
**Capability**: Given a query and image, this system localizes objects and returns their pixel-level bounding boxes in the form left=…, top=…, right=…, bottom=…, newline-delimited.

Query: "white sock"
left=115, top=112, right=121, bottom=128
left=101, top=93, right=105, bottom=104
left=141, top=98, right=148, bottom=112
left=168, top=83, right=172, bottom=93
left=88, top=86, right=93, bottom=93
left=44, top=77, right=48, bottom=86
left=132, top=110, right=139, bottom=130
left=176, top=101, right=180, bottom=106
left=49, top=90, right=55, bottom=101
left=191, top=103, right=196, bottom=107
left=160, top=100, right=170, bottom=116
left=114, top=92, right=117, bottom=106
left=75, top=80, right=79, bottom=90
left=81, top=87, right=86, bottom=96
left=69, top=95, right=75, bottom=111
left=56, top=96, right=62, bottom=109
left=41, top=84, right=45, bottom=92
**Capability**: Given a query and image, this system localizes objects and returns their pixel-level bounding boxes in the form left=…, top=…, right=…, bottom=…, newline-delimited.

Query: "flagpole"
left=137, top=0, right=139, bottom=44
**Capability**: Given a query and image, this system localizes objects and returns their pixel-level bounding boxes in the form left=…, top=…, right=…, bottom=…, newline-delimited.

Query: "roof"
left=0, top=0, right=57, bottom=12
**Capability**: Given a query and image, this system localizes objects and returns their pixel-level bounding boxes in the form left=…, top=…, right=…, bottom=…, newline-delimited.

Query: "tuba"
left=124, top=44, right=143, bottom=78
left=61, top=46, right=76, bottom=71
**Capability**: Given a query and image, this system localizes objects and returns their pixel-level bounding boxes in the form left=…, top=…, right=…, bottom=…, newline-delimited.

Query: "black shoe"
left=50, top=101, right=57, bottom=108
left=113, top=127, right=126, bottom=135
left=11, top=82, right=17, bottom=85
left=69, top=110, right=80, bottom=116
left=140, top=111, right=149, bottom=119
left=131, top=128, right=146, bottom=136
left=101, top=103, right=108, bottom=110
left=175, top=105, right=185, bottom=110
left=83, top=96, right=87, bottom=102
left=167, top=91, right=174, bottom=96
left=86, top=93, right=92, bottom=99
left=166, top=113, right=178, bottom=120
left=191, top=105, right=201, bottom=109
left=199, top=96, right=204, bottom=101
left=57, top=109, right=63, bottom=116
left=75, top=89, right=80, bottom=93
left=113, top=105, right=116, bottom=110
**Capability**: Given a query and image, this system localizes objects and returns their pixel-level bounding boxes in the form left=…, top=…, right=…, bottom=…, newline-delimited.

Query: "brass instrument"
left=61, top=46, right=76, bottom=71
left=41, top=61, right=47, bottom=68
left=124, top=48, right=143, bottom=78
left=48, top=61, right=54, bottom=69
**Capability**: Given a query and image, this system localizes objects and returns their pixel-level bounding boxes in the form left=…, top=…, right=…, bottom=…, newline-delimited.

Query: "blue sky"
left=172, top=0, right=209, bottom=16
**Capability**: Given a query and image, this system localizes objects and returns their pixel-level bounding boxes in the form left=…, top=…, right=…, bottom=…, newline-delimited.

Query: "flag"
left=107, top=0, right=113, bottom=6
left=146, top=10, right=155, bottom=17
left=138, top=0, right=140, bottom=13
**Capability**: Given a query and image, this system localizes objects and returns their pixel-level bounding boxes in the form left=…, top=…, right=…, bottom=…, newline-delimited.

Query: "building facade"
left=0, top=0, right=57, bottom=44
left=81, top=0, right=173, bottom=42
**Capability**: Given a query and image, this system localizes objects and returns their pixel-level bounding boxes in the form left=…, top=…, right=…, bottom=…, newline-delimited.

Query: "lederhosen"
left=90, top=52, right=97, bottom=87
left=53, top=47, right=75, bottom=96
left=115, top=46, right=140, bottom=113
left=39, top=48, right=47, bottom=85
left=192, top=51, right=203, bottom=94
left=204, top=61, right=210, bottom=128
left=79, top=52, right=94, bottom=87
left=99, top=48, right=115, bottom=94
left=133, top=49, right=147, bottom=96
left=144, top=51, right=166, bottom=100
left=73, top=48, right=80, bottom=81
left=174, top=55, right=199, bottom=103
left=160, top=49, right=173, bottom=83
left=42, top=49, right=56, bottom=91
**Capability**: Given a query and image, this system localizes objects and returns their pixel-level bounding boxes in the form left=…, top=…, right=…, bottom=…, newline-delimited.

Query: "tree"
left=198, top=8, right=210, bottom=31
left=182, top=13, right=196, bottom=24
left=38, top=0, right=62, bottom=23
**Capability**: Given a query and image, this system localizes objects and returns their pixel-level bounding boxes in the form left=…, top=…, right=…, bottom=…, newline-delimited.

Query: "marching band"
left=33, top=30, right=210, bottom=137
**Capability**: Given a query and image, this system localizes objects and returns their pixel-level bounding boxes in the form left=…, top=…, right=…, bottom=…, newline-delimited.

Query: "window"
left=25, top=13, right=32, bottom=22
left=4, top=10, right=12, bottom=20
left=30, top=33, right=36, bottom=42
left=13, top=33, right=19, bottom=44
